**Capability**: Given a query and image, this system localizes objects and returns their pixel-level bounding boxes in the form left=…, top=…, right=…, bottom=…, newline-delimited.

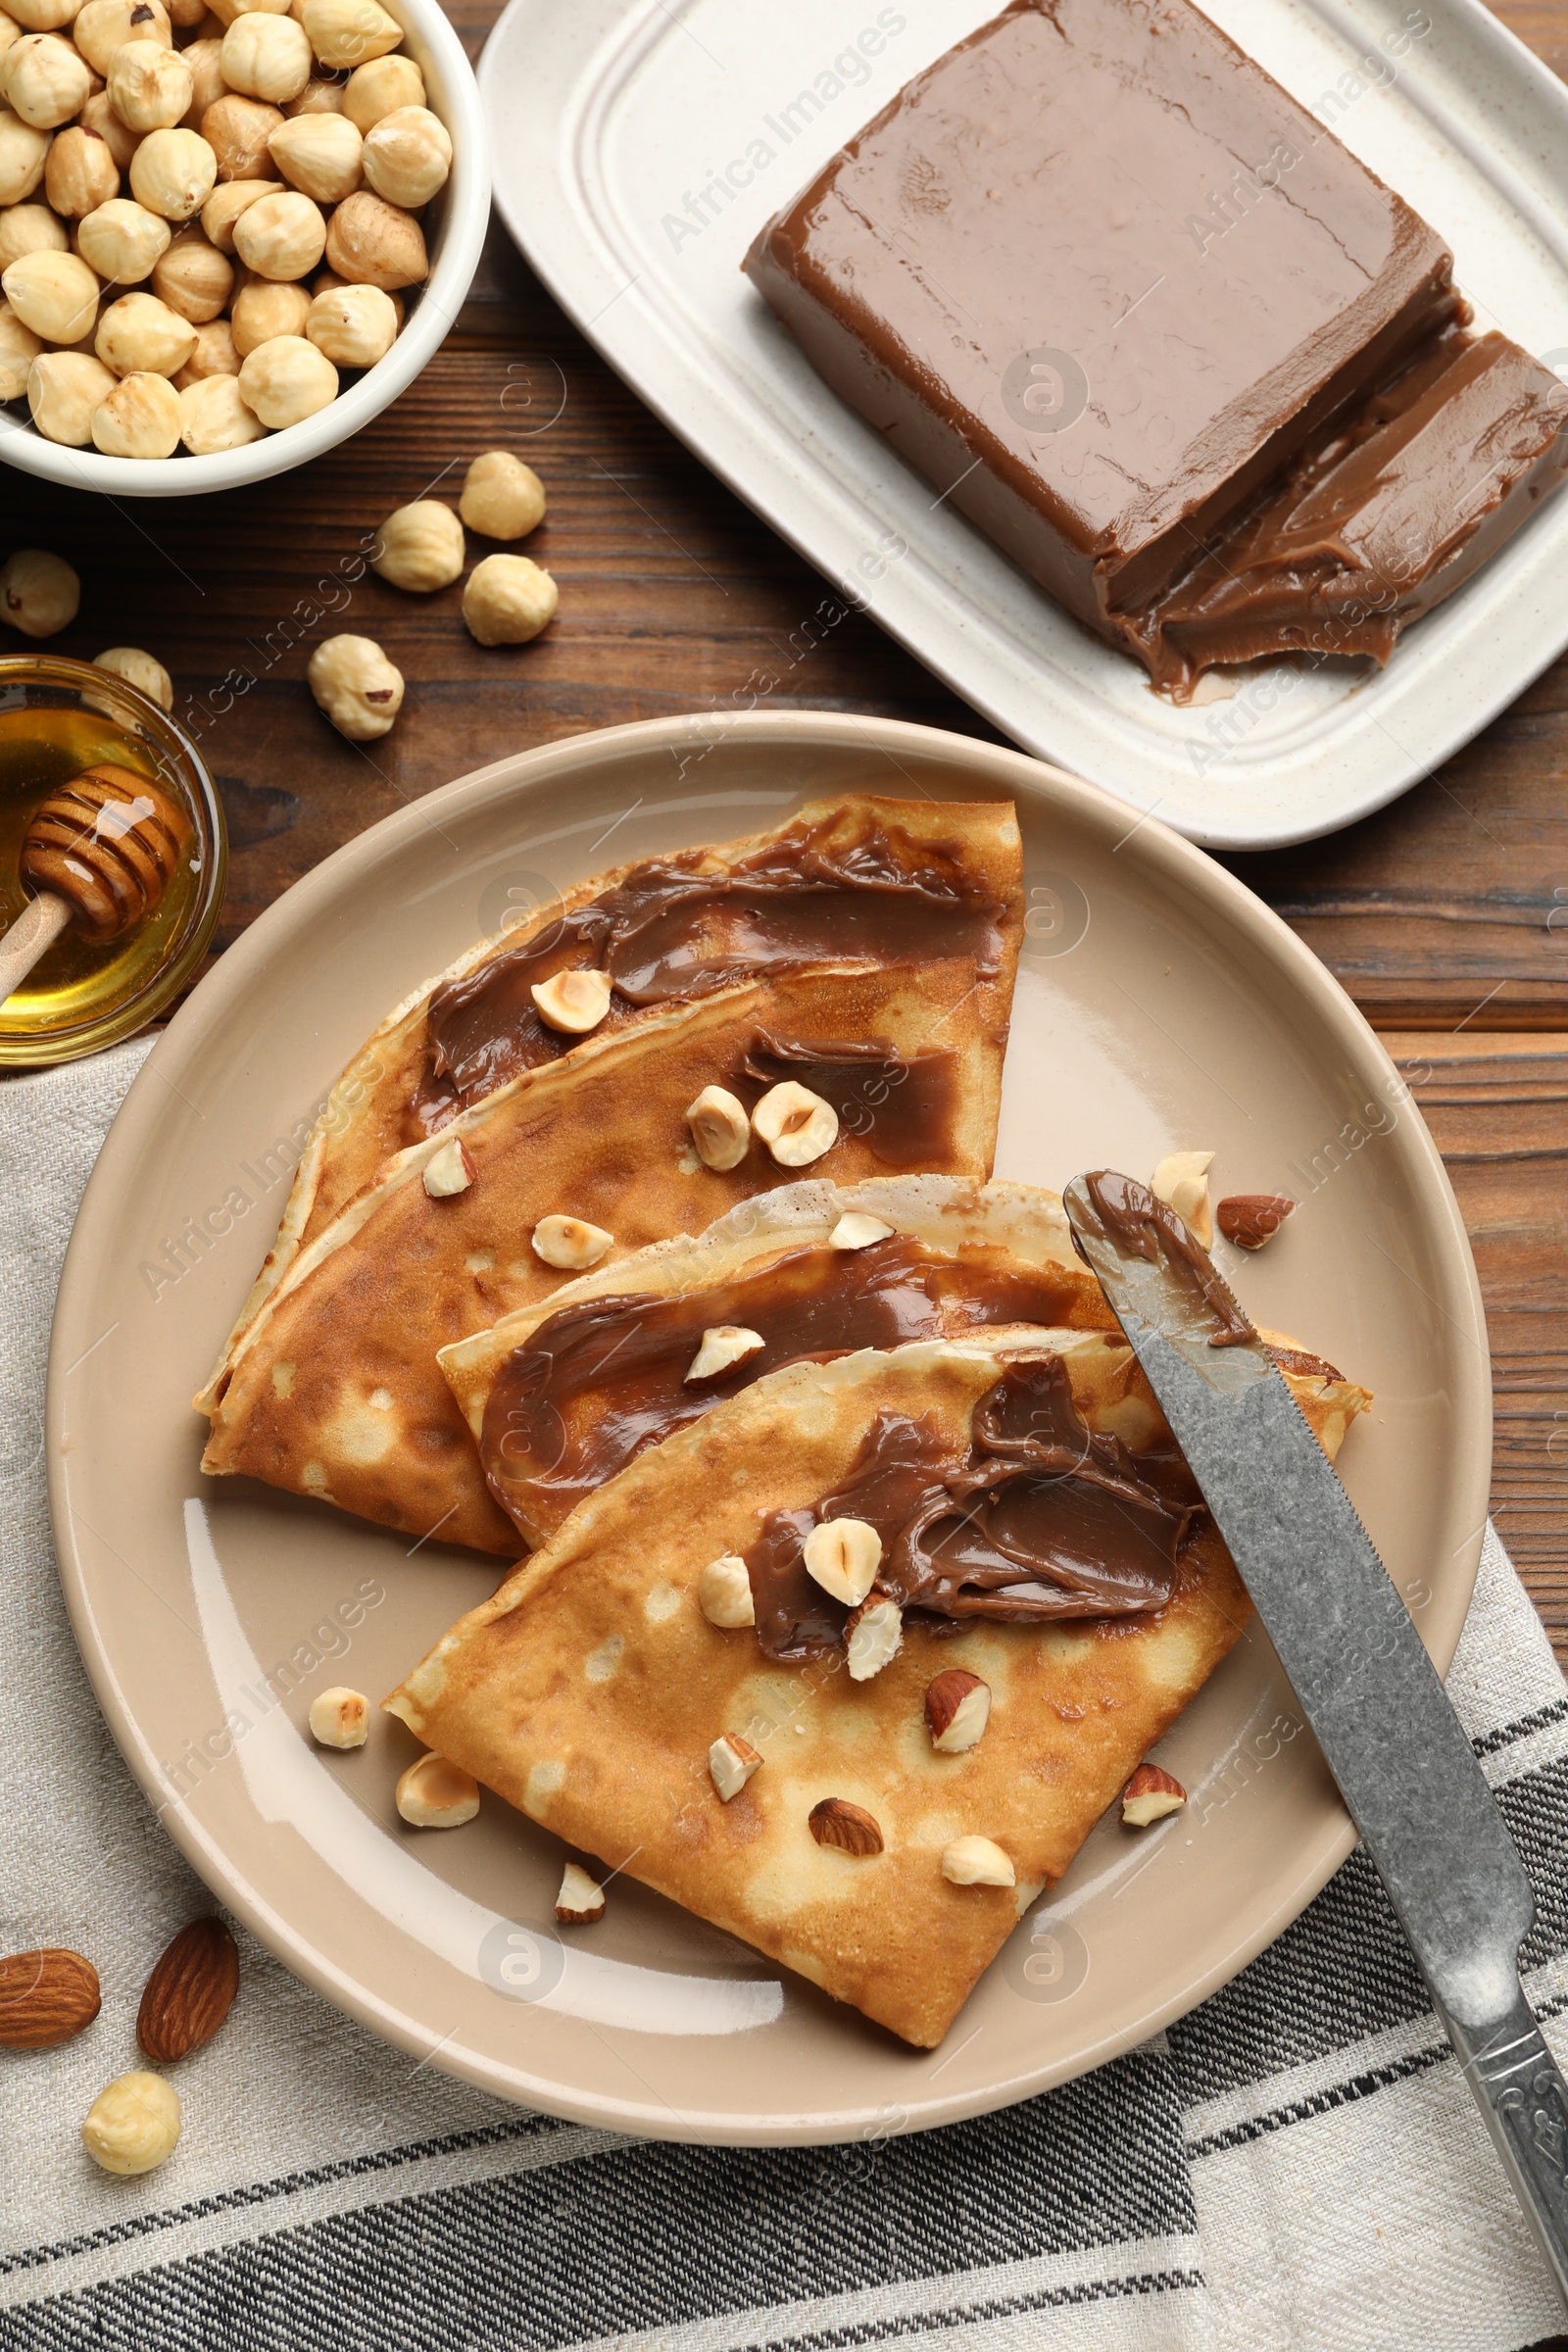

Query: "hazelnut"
left=308, top=1685, right=368, bottom=1746
left=1150, top=1150, right=1215, bottom=1250
left=228, top=270, right=307, bottom=350
left=220, top=10, right=310, bottom=104
left=177, top=366, right=263, bottom=447
left=152, top=226, right=231, bottom=319
left=93, top=643, right=172, bottom=707
left=0, top=295, right=41, bottom=395
left=924, top=1669, right=991, bottom=1753
left=108, top=36, right=192, bottom=129
left=684, top=1083, right=749, bottom=1171
left=302, top=0, right=403, bottom=72
left=460, top=449, right=545, bottom=542
left=6, top=33, right=92, bottom=128
left=360, top=102, right=448, bottom=208
left=940, top=1835, right=1015, bottom=1888
left=26, top=345, right=115, bottom=439
left=95, top=286, right=195, bottom=373
left=2, top=246, right=99, bottom=341
left=284, top=74, right=348, bottom=117
left=230, top=183, right=321, bottom=276
left=421, top=1134, right=473, bottom=1197
left=166, top=0, right=209, bottom=23
left=529, top=966, right=611, bottom=1034
left=0, top=200, right=68, bottom=270
left=341, top=48, right=421, bottom=130
left=684, top=1324, right=763, bottom=1383
left=844, top=1592, right=902, bottom=1682
left=531, top=1213, right=612, bottom=1272
left=752, top=1081, right=837, bottom=1168
left=129, top=125, right=218, bottom=219
left=698, top=1553, right=754, bottom=1629
left=199, top=173, right=271, bottom=249
left=395, top=1750, right=480, bottom=1828
left=77, top=195, right=172, bottom=282
left=303, top=274, right=391, bottom=363
left=81, top=2071, right=181, bottom=2175
left=199, top=91, right=282, bottom=179
left=1215, top=1193, right=1296, bottom=1250
left=830, top=1211, right=895, bottom=1250
left=79, top=88, right=142, bottom=172
left=0, top=545, right=79, bottom=634
left=306, top=631, right=402, bottom=737
left=322, top=185, right=423, bottom=288
left=206, top=0, right=292, bottom=22
left=73, top=0, right=173, bottom=79
left=43, top=122, right=121, bottom=217
left=234, top=325, right=333, bottom=420
left=172, top=314, right=237, bottom=379
left=554, top=1862, right=605, bottom=1925
left=1120, top=1761, right=1187, bottom=1826
left=462, top=553, right=557, bottom=648
left=802, top=1516, right=881, bottom=1608
left=177, top=35, right=226, bottom=126
left=808, top=1796, right=884, bottom=1856
left=92, top=365, right=181, bottom=454
left=5, top=0, right=78, bottom=28
left=708, top=1733, right=760, bottom=1802
left=267, top=106, right=359, bottom=200
left=0, top=108, right=53, bottom=208
left=369, top=497, right=463, bottom=593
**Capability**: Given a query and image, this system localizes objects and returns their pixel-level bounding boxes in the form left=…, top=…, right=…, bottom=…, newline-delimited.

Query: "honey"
left=0, top=658, right=224, bottom=1067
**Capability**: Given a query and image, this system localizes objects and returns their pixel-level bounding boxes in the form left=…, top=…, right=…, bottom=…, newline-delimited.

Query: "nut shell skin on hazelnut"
left=384, top=1331, right=1370, bottom=2047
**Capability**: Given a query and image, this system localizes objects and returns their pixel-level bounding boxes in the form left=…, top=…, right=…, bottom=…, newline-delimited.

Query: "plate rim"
left=475, top=0, right=1568, bottom=853
left=47, top=710, right=1493, bottom=2143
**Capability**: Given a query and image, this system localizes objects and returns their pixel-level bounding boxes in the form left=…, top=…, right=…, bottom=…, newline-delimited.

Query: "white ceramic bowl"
left=0, top=0, right=490, bottom=499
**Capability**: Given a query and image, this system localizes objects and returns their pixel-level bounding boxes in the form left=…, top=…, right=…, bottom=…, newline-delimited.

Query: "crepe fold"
left=199, top=960, right=1004, bottom=1554
left=385, top=1335, right=1370, bottom=2048
left=223, top=794, right=1023, bottom=1350
left=440, top=1175, right=1122, bottom=1549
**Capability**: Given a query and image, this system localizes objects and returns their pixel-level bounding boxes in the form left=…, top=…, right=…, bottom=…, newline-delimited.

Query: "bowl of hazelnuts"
left=0, top=0, right=488, bottom=492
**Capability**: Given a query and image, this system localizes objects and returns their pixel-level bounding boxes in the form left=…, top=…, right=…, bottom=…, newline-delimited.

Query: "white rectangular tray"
left=480, top=0, right=1568, bottom=850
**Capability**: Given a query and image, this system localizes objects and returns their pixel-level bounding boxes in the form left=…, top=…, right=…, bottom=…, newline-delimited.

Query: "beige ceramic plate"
left=49, top=713, right=1490, bottom=2144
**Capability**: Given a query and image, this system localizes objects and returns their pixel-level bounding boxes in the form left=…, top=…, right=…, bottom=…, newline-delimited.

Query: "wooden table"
left=6, top=0, right=1565, bottom=1667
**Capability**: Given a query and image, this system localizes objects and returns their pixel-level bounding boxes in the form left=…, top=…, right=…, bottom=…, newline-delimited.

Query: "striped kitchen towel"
left=2, top=1040, right=1564, bottom=2352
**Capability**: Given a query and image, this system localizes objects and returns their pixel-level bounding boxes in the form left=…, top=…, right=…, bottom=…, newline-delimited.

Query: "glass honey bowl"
left=0, top=654, right=227, bottom=1068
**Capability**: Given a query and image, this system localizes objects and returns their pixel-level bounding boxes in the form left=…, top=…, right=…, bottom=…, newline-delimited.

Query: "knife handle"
left=1445, top=1985, right=1568, bottom=2306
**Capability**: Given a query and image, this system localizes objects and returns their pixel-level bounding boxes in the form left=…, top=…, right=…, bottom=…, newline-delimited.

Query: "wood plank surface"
left=2, top=0, right=1564, bottom=1689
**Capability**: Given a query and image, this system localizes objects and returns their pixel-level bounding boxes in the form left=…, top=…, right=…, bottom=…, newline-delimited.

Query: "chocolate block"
left=745, top=0, right=1461, bottom=661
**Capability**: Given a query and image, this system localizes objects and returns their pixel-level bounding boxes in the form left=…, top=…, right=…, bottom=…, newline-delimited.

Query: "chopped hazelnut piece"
left=941, top=1835, right=1015, bottom=1887
left=829, top=1212, right=893, bottom=1250
left=554, top=1862, right=605, bottom=1924
left=698, top=1553, right=754, bottom=1629
left=802, top=1514, right=881, bottom=1607
left=684, top=1083, right=749, bottom=1172
left=395, top=1751, right=479, bottom=1828
left=753, top=1081, right=837, bottom=1168
left=1151, top=1151, right=1215, bottom=1249
left=844, top=1592, right=902, bottom=1682
left=684, top=1324, right=763, bottom=1384
left=308, top=1686, right=368, bottom=1747
left=422, top=1135, right=474, bottom=1198
left=709, top=1733, right=761, bottom=1801
left=532, top=1213, right=612, bottom=1271
left=531, top=967, right=612, bottom=1035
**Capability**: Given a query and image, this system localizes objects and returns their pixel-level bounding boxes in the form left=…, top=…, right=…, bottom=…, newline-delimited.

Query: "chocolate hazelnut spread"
left=747, top=1358, right=1196, bottom=1660
left=481, top=1235, right=1100, bottom=1528
left=745, top=0, right=1567, bottom=696
left=415, top=810, right=1004, bottom=1133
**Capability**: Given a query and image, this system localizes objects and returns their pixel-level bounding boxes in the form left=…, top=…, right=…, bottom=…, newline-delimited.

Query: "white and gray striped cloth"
left=3, top=1041, right=1564, bottom=2352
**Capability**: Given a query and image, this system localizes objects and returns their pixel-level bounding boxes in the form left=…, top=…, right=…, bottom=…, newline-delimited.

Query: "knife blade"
left=1062, top=1169, right=1568, bottom=2306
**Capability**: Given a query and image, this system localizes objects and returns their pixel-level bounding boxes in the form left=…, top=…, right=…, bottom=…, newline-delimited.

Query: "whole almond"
left=1216, top=1193, right=1295, bottom=1250
left=808, top=1796, right=884, bottom=1857
left=137, top=1916, right=239, bottom=2062
left=0, top=1947, right=101, bottom=2048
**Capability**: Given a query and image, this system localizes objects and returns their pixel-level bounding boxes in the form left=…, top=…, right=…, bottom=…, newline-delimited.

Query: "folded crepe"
left=440, top=1174, right=1123, bottom=1549
left=223, top=794, right=1023, bottom=1352
left=385, top=1333, right=1371, bottom=2047
left=199, top=959, right=1004, bottom=1554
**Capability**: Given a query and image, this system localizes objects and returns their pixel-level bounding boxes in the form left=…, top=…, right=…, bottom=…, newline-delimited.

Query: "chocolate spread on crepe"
left=480, top=1235, right=1103, bottom=1529
left=415, top=808, right=1007, bottom=1134
left=1078, top=1169, right=1255, bottom=1348
left=747, top=1359, right=1198, bottom=1659
left=744, top=0, right=1568, bottom=696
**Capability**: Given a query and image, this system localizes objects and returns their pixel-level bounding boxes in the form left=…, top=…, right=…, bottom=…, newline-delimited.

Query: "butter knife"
left=1062, top=1169, right=1568, bottom=2306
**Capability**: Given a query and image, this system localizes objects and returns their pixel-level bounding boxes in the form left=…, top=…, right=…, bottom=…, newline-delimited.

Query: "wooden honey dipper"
left=0, top=765, right=193, bottom=1007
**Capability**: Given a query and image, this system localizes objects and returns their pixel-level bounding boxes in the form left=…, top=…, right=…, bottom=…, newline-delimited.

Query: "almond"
left=1121, top=1761, right=1187, bottom=1827
left=136, top=1917, right=239, bottom=2062
left=808, top=1795, right=883, bottom=1856
left=1216, top=1193, right=1295, bottom=1250
left=709, top=1732, right=761, bottom=1801
left=0, top=1947, right=101, bottom=2049
left=941, top=1835, right=1014, bottom=1887
left=924, top=1668, right=991, bottom=1752
left=554, top=1862, right=606, bottom=1924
